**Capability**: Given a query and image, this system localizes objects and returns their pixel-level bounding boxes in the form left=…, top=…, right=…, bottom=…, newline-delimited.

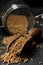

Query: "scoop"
left=7, top=28, right=42, bottom=53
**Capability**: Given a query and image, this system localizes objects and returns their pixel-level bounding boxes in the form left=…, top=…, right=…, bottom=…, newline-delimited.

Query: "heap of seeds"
left=0, top=14, right=31, bottom=64
left=0, top=34, right=35, bottom=64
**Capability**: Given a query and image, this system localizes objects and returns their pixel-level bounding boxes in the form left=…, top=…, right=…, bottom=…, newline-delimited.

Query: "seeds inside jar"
left=7, top=15, right=28, bottom=35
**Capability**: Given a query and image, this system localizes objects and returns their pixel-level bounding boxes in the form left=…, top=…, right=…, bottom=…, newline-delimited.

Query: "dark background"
left=24, top=0, right=43, bottom=7
left=0, top=0, right=43, bottom=7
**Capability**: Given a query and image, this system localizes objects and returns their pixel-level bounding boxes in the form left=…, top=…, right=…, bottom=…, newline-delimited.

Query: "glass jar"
left=0, top=2, right=35, bottom=35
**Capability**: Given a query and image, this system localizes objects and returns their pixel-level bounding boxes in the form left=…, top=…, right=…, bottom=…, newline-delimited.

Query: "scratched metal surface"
left=0, top=4, right=43, bottom=65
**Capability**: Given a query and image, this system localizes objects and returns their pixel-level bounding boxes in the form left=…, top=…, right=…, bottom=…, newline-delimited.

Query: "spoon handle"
left=29, top=28, right=42, bottom=38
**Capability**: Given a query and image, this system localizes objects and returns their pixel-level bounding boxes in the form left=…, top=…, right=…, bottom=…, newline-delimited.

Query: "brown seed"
left=24, top=58, right=28, bottom=63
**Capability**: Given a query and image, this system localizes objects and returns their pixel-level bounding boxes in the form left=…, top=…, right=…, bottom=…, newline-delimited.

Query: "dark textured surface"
left=0, top=0, right=43, bottom=7
left=0, top=7, right=43, bottom=65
